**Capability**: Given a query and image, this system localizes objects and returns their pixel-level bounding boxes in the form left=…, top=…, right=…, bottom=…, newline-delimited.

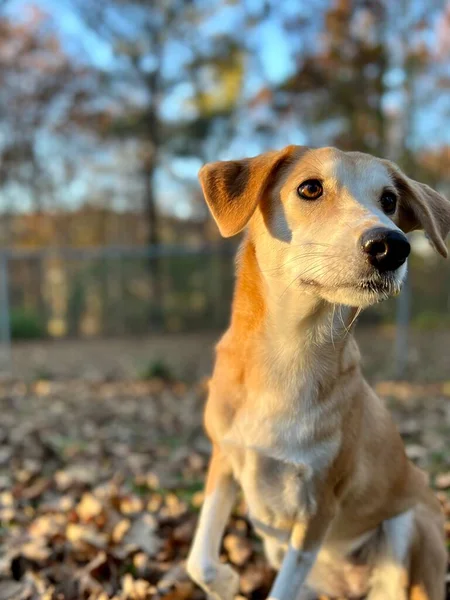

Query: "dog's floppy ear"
left=199, top=145, right=299, bottom=237
left=387, top=162, right=450, bottom=258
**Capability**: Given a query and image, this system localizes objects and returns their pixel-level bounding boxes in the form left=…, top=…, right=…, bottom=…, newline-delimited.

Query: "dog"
left=186, top=145, right=449, bottom=600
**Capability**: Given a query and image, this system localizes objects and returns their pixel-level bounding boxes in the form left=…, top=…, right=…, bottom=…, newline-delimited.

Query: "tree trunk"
left=141, top=64, right=165, bottom=330
left=142, top=154, right=163, bottom=330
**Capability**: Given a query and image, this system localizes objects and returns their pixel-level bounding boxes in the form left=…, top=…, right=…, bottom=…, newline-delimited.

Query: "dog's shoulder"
left=204, top=328, right=249, bottom=442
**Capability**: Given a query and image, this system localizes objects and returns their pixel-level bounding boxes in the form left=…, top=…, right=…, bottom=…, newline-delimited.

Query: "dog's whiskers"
left=279, top=257, right=344, bottom=298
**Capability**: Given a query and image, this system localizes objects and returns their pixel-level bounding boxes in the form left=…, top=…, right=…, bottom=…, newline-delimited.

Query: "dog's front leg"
left=267, top=496, right=336, bottom=600
left=187, top=445, right=239, bottom=600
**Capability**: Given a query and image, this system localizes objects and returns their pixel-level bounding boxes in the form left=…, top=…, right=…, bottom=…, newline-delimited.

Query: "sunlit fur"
left=187, top=146, right=449, bottom=600
left=251, top=148, right=409, bottom=310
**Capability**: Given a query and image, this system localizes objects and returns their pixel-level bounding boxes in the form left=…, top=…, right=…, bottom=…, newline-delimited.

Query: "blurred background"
left=0, top=2, right=449, bottom=599
left=0, top=0, right=447, bottom=380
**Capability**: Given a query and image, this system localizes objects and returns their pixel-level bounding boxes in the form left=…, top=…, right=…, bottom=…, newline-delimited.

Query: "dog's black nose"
left=360, top=227, right=410, bottom=272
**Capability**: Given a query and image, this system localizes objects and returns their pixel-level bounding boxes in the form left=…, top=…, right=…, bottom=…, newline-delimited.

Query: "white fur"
left=368, top=510, right=415, bottom=600
left=221, top=367, right=341, bottom=530
left=268, top=544, right=320, bottom=600
left=187, top=485, right=239, bottom=600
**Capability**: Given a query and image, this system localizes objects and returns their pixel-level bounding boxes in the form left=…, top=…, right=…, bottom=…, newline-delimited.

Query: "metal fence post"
left=0, top=253, right=11, bottom=373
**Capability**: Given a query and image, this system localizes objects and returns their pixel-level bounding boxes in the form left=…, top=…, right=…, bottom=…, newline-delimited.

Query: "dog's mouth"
left=356, top=273, right=402, bottom=300
left=299, top=271, right=403, bottom=303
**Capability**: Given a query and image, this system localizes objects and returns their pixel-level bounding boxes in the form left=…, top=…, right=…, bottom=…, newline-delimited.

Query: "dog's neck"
left=229, top=238, right=359, bottom=394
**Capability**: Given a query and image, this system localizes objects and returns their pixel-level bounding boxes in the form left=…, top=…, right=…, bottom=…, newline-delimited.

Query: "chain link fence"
left=0, top=242, right=449, bottom=374
left=3, top=244, right=235, bottom=342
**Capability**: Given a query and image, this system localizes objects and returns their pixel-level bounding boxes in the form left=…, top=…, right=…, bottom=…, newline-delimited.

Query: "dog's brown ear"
left=387, top=163, right=450, bottom=258
left=199, top=145, right=299, bottom=237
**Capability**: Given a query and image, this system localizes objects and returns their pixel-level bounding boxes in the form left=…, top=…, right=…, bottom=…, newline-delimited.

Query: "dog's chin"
left=301, top=268, right=406, bottom=308
left=329, top=281, right=402, bottom=308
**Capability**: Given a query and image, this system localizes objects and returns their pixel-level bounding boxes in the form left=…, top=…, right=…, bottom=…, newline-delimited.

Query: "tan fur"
left=187, top=146, right=449, bottom=600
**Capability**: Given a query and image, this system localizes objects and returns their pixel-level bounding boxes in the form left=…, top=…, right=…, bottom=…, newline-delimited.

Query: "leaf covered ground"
left=0, top=376, right=449, bottom=600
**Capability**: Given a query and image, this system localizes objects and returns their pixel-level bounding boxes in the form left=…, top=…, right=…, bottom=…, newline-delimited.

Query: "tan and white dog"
left=186, top=146, right=450, bottom=600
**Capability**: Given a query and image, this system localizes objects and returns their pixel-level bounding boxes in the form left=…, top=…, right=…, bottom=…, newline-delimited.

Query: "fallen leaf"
left=224, top=534, right=253, bottom=566
left=0, top=507, right=15, bottom=521
left=156, top=564, right=194, bottom=600
left=21, top=477, right=51, bottom=500
left=66, top=523, right=108, bottom=549
left=435, top=472, right=450, bottom=490
left=0, top=581, right=27, bottom=600
left=147, top=494, right=164, bottom=513
left=0, top=447, right=12, bottom=466
left=122, top=573, right=151, bottom=599
left=405, top=444, right=428, bottom=461
left=112, top=518, right=131, bottom=543
left=191, top=491, right=204, bottom=508
left=55, top=464, right=97, bottom=490
left=29, top=513, right=66, bottom=538
left=240, top=564, right=268, bottom=595
left=119, top=495, right=144, bottom=516
left=83, top=550, right=108, bottom=575
left=123, top=515, right=161, bottom=556
left=21, top=538, right=51, bottom=562
left=0, top=491, right=14, bottom=506
left=76, top=492, right=103, bottom=522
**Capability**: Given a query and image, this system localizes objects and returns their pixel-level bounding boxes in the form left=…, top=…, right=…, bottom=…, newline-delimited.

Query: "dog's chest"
left=221, top=394, right=341, bottom=536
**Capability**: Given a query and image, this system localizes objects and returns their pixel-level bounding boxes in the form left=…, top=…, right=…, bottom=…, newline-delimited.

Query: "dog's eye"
left=297, top=179, right=323, bottom=200
left=380, top=191, right=397, bottom=215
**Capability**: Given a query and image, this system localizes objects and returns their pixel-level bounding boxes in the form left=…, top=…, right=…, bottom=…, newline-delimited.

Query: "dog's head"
left=200, top=145, right=450, bottom=307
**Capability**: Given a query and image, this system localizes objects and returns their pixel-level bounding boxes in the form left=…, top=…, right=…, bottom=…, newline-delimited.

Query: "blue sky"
left=7, top=0, right=449, bottom=144
left=3, top=0, right=302, bottom=214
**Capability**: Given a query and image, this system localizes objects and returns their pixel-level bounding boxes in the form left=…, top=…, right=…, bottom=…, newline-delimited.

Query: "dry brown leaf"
left=55, top=464, right=97, bottom=490
left=191, top=491, right=204, bottom=509
left=187, top=453, right=205, bottom=471
left=0, top=474, right=12, bottom=489
left=405, top=444, right=428, bottom=461
left=156, top=581, right=193, bottom=600
left=83, top=551, right=108, bottom=574
left=172, top=519, right=195, bottom=544
left=435, top=472, right=450, bottom=490
left=156, top=564, right=194, bottom=600
left=29, top=513, right=66, bottom=538
left=90, top=593, right=109, bottom=600
left=21, top=538, right=51, bottom=562
left=119, top=495, right=144, bottom=516
left=0, top=507, right=15, bottom=521
left=77, top=570, right=104, bottom=597
left=147, top=494, right=164, bottom=513
left=132, top=552, right=149, bottom=576
left=239, top=564, right=267, bottom=595
left=0, top=447, right=12, bottom=466
left=123, top=515, right=161, bottom=556
left=21, top=477, right=51, bottom=500
left=224, top=534, right=253, bottom=566
left=122, top=573, right=151, bottom=600
left=77, top=492, right=104, bottom=522
left=0, top=491, right=14, bottom=506
left=0, top=580, right=27, bottom=600
left=66, top=523, right=108, bottom=549
left=161, top=494, right=187, bottom=519
left=112, top=518, right=131, bottom=543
